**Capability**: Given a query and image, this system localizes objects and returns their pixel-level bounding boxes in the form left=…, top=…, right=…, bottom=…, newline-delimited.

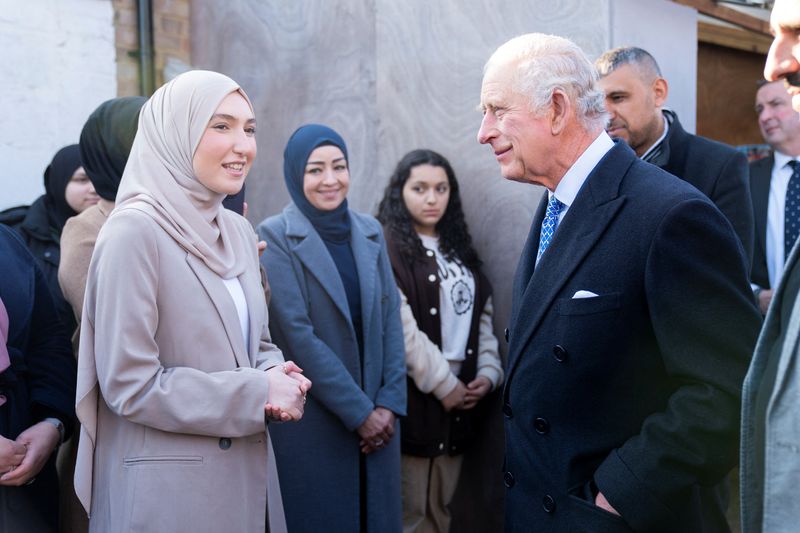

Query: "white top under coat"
left=222, top=277, right=250, bottom=351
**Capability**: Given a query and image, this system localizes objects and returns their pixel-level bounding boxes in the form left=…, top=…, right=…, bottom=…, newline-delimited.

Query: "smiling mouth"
left=494, top=147, right=511, bottom=158
left=223, top=162, right=245, bottom=172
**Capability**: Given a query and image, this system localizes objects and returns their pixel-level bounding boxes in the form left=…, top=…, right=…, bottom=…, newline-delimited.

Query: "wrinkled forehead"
left=772, top=0, right=800, bottom=30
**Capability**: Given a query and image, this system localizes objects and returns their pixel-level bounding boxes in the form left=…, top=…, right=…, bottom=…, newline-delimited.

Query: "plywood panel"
left=697, top=42, right=765, bottom=146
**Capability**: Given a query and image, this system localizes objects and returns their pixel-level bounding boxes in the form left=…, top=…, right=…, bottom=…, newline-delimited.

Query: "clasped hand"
left=0, top=421, right=60, bottom=486
left=265, top=360, right=311, bottom=422
left=358, top=407, right=396, bottom=454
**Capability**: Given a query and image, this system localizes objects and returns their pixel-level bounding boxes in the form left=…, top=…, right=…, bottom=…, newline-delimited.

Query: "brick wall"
left=113, top=0, right=192, bottom=96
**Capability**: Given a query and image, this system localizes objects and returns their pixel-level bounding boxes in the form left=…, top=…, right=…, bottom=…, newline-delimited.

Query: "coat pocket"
left=564, top=494, right=633, bottom=533
left=123, top=455, right=203, bottom=467
left=556, top=292, right=621, bottom=316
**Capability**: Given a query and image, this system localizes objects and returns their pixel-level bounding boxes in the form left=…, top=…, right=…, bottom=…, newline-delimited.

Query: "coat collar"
left=507, top=140, right=634, bottom=373
left=282, top=203, right=381, bottom=330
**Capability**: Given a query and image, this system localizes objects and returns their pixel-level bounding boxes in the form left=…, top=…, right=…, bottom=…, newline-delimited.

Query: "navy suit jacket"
left=503, top=141, right=761, bottom=532
left=659, top=113, right=754, bottom=269
left=750, top=154, right=774, bottom=289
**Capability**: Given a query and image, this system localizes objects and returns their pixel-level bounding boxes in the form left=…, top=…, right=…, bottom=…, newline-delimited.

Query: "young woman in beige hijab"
left=74, top=70, right=309, bottom=533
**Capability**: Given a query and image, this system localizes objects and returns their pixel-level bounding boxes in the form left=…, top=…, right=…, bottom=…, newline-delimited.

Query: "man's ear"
left=653, top=77, right=668, bottom=108
left=550, top=89, right=570, bottom=135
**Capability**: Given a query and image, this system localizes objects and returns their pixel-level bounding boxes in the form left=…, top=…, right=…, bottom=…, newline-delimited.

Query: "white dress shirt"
left=550, top=130, right=615, bottom=225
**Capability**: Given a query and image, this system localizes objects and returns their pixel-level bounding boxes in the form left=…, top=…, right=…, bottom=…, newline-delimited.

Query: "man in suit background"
left=741, top=1, right=800, bottom=531
left=749, top=80, right=800, bottom=314
left=595, top=47, right=754, bottom=266
left=478, top=33, right=760, bottom=532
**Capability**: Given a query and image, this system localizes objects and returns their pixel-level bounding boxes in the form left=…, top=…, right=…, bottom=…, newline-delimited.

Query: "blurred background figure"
left=0, top=224, right=76, bottom=533
left=749, top=80, right=800, bottom=315
left=258, top=124, right=406, bottom=533
left=0, top=145, right=97, bottom=338
left=377, top=149, right=503, bottom=533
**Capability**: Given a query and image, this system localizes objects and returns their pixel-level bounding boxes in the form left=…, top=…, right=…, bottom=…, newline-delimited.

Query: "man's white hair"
left=484, top=33, right=607, bottom=131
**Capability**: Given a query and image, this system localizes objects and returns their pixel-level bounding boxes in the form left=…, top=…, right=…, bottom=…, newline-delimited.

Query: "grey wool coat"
left=257, top=203, right=406, bottom=533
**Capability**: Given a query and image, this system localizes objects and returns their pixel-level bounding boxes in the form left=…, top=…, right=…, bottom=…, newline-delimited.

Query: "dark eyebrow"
left=306, top=157, right=346, bottom=165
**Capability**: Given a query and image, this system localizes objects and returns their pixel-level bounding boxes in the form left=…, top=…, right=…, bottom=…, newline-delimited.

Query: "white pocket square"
left=572, top=290, right=599, bottom=299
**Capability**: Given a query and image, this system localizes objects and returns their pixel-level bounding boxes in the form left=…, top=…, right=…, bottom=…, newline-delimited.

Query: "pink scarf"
left=0, top=297, right=10, bottom=406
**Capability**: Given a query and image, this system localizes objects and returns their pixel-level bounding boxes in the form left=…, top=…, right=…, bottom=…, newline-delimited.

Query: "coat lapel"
left=185, top=254, right=250, bottom=368
left=284, top=204, right=353, bottom=324
left=506, top=143, right=633, bottom=375
left=240, top=255, right=265, bottom=361
left=350, top=215, right=380, bottom=343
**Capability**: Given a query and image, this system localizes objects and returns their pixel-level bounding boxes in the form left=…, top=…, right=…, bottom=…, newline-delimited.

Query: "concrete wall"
left=0, top=0, right=116, bottom=210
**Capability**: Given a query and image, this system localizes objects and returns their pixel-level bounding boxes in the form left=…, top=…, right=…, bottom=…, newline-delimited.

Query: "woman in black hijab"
left=257, top=124, right=406, bottom=532
left=59, top=96, right=146, bottom=327
left=0, top=144, right=93, bottom=335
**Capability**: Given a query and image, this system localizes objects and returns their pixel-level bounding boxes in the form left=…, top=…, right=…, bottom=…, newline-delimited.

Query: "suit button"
left=430, top=307, right=438, bottom=316
left=219, top=437, right=232, bottom=450
left=438, top=442, right=444, bottom=451
left=534, top=418, right=550, bottom=434
left=542, top=494, right=556, bottom=513
left=553, top=345, right=567, bottom=362
left=426, top=249, right=435, bottom=257
left=503, top=471, right=515, bottom=488
left=503, top=403, right=513, bottom=419
left=504, top=328, right=509, bottom=342
left=428, top=274, right=436, bottom=282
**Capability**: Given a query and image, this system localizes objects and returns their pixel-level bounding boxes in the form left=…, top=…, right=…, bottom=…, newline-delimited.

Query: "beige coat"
left=75, top=207, right=287, bottom=532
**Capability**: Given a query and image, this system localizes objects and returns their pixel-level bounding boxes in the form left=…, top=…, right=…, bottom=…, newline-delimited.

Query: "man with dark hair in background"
left=596, top=46, right=754, bottom=266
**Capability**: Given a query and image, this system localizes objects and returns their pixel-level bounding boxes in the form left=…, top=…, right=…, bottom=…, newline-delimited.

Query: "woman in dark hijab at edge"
left=59, top=96, right=146, bottom=329
left=0, top=144, right=94, bottom=336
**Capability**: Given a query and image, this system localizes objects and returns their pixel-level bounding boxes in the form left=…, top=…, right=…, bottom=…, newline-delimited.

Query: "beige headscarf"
left=114, top=69, right=253, bottom=279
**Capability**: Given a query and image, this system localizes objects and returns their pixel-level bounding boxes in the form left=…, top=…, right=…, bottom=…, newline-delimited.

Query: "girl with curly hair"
left=377, top=149, right=503, bottom=533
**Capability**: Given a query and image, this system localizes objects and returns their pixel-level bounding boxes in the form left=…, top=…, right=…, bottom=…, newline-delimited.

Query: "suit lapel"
left=752, top=155, right=773, bottom=263
left=185, top=254, right=250, bottom=368
left=506, top=143, right=633, bottom=375
left=284, top=205, right=353, bottom=324
left=509, top=194, right=548, bottom=329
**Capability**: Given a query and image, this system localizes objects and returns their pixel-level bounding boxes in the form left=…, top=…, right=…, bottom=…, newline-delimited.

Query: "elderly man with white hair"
left=477, top=33, right=760, bottom=532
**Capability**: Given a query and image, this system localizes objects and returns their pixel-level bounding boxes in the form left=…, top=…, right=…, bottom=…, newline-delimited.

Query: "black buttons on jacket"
left=504, top=328, right=509, bottom=343
left=503, top=471, right=515, bottom=488
left=552, top=345, right=568, bottom=362
left=219, top=437, right=232, bottom=450
left=502, top=403, right=513, bottom=419
left=542, top=495, right=556, bottom=513
left=534, top=418, right=550, bottom=434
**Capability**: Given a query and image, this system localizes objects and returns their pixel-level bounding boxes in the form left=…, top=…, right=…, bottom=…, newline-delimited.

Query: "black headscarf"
left=79, top=96, right=146, bottom=201
left=283, top=124, right=351, bottom=242
left=43, top=145, right=82, bottom=234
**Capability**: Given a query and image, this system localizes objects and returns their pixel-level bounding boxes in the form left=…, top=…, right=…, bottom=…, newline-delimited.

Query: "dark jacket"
left=0, top=197, right=77, bottom=336
left=384, top=232, right=490, bottom=457
left=658, top=112, right=754, bottom=269
left=750, top=153, right=774, bottom=289
left=504, top=141, right=761, bottom=532
left=0, top=224, right=76, bottom=532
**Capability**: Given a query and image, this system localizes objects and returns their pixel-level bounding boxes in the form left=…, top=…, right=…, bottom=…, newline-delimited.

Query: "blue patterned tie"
left=537, top=195, right=564, bottom=263
left=785, top=160, right=800, bottom=261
